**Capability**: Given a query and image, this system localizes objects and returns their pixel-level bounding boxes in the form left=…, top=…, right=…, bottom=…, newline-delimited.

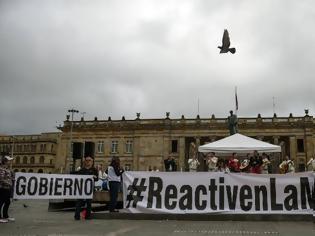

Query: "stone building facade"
left=0, top=133, right=60, bottom=173
left=56, top=112, right=315, bottom=173
left=1, top=112, right=314, bottom=174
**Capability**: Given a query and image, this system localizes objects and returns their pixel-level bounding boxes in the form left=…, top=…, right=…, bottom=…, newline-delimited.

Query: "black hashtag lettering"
left=126, top=178, right=147, bottom=208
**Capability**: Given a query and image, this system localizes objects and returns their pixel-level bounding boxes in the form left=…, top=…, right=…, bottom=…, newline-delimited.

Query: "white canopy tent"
left=198, top=133, right=281, bottom=154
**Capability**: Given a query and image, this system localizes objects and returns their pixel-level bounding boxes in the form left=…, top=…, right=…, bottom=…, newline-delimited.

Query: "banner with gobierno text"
left=13, top=173, right=94, bottom=199
left=123, top=171, right=315, bottom=214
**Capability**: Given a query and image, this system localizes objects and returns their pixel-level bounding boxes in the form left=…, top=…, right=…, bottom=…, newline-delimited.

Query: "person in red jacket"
left=228, top=153, right=240, bottom=172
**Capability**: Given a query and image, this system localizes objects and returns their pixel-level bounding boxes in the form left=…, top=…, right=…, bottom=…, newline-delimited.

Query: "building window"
left=50, top=159, right=53, bottom=165
left=21, top=169, right=26, bottom=172
left=4, top=144, right=10, bottom=152
left=30, top=156, right=35, bottom=164
left=40, top=144, right=46, bottom=152
left=171, top=140, right=178, bottom=153
left=97, top=141, right=104, bottom=153
left=23, top=156, right=27, bottom=164
left=51, top=144, right=54, bottom=152
left=28, top=169, right=33, bottom=173
left=111, top=141, right=118, bottom=153
left=38, top=169, right=43, bottom=173
left=125, top=140, right=133, bottom=153
left=15, top=156, right=20, bottom=164
left=39, top=156, right=45, bottom=164
left=14, top=169, right=19, bottom=172
left=31, top=145, right=36, bottom=152
left=297, top=139, right=304, bottom=153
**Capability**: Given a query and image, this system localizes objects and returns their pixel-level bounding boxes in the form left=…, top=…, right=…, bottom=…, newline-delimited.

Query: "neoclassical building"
left=1, top=112, right=314, bottom=174
left=56, top=111, right=315, bottom=173
left=0, top=133, right=60, bottom=173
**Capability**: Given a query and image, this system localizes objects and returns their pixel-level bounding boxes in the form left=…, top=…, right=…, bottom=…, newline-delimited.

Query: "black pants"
left=74, top=199, right=92, bottom=219
left=109, top=181, right=121, bottom=212
left=0, top=188, right=11, bottom=219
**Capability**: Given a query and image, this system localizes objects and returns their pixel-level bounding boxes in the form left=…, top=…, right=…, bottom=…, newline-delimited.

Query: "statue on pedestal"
left=228, top=110, right=238, bottom=135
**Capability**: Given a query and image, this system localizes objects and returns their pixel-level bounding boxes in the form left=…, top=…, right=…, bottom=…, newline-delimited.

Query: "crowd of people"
left=1, top=151, right=315, bottom=222
left=186, top=151, right=275, bottom=174
left=185, top=149, right=315, bottom=174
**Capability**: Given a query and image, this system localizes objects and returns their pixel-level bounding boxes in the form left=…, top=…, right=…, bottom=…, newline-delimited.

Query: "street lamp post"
left=67, top=108, right=79, bottom=173
left=10, top=136, right=16, bottom=169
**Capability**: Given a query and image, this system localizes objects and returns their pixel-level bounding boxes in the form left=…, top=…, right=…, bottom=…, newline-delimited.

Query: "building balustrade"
left=13, top=163, right=55, bottom=168
left=62, top=115, right=314, bottom=131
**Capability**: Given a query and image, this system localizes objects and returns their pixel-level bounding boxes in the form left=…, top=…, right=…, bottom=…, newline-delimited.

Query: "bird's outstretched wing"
left=222, top=29, right=231, bottom=48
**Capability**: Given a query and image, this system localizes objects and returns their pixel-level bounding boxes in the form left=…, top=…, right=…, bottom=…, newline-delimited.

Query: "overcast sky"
left=0, top=0, right=314, bottom=135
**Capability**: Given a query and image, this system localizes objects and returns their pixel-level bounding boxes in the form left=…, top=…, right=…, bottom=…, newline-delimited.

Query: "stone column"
left=132, top=136, right=140, bottom=171
left=195, top=137, right=202, bottom=171
left=289, top=136, right=297, bottom=162
left=162, top=135, right=171, bottom=171
left=273, top=136, right=279, bottom=145
left=195, top=137, right=200, bottom=147
left=178, top=137, right=185, bottom=172
left=305, top=133, right=314, bottom=163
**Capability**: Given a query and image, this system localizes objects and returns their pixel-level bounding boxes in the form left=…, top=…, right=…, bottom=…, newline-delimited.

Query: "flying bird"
left=218, top=29, right=236, bottom=54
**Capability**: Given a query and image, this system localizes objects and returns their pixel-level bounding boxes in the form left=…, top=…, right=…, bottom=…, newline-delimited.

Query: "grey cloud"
left=0, top=0, right=314, bottom=134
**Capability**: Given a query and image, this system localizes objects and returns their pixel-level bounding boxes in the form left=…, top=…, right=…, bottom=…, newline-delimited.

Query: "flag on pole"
left=235, top=87, right=238, bottom=112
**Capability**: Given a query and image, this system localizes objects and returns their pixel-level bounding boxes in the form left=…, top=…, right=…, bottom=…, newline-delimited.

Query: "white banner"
left=123, top=171, right=315, bottom=214
left=13, top=173, right=94, bottom=199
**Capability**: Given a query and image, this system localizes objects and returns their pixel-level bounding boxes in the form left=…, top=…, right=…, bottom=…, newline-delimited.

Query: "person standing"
left=306, top=155, right=315, bottom=171
left=0, top=156, right=15, bottom=223
left=74, top=156, right=98, bottom=220
left=107, top=157, right=124, bottom=212
left=217, top=159, right=229, bottom=173
left=240, top=159, right=250, bottom=173
left=279, top=155, right=290, bottom=174
left=188, top=154, right=200, bottom=172
left=287, top=160, right=295, bottom=173
left=164, top=155, right=176, bottom=172
left=250, top=150, right=262, bottom=174
left=228, top=153, right=240, bottom=172
left=261, top=153, right=271, bottom=174
left=206, top=152, right=218, bottom=172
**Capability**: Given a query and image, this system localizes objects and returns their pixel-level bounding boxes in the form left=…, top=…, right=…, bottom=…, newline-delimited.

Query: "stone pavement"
left=0, top=200, right=314, bottom=236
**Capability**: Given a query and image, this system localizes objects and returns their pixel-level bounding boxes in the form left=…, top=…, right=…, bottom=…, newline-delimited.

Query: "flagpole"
left=235, top=86, right=238, bottom=115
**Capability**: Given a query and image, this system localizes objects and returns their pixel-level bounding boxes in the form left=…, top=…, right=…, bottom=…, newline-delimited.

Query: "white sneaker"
left=6, top=217, right=15, bottom=222
left=0, top=219, right=9, bottom=223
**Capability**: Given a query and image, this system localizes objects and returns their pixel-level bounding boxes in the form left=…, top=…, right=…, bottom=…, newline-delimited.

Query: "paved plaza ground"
left=0, top=200, right=314, bottom=236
